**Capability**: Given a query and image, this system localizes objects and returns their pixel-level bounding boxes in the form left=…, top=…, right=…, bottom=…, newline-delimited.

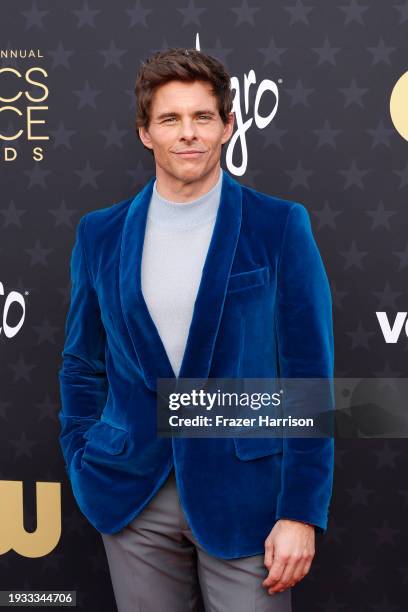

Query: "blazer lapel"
left=119, top=169, right=242, bottom=391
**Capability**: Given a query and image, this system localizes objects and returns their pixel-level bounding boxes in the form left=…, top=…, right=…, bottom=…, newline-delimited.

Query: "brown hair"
left=134, top=47, right=234, bottom=154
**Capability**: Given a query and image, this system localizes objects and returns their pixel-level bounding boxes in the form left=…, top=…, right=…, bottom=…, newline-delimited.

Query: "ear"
left=138, top=126, right=154, bottom=151
left=221, top=112, right=235, bottom=145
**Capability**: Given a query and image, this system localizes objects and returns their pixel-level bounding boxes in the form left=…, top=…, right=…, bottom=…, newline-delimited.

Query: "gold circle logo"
left=390, top=71, right=408, bottom=142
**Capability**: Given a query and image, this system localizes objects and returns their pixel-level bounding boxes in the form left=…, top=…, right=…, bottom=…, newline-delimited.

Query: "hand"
left=262, top=518, right=315, bottom=595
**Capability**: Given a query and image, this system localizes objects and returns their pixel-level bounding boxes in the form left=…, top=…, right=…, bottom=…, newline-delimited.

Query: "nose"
left=178, top=118, right=198, bottom=141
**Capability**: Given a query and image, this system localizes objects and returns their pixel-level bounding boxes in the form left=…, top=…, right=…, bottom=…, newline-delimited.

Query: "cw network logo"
left=0, top=282, right=26, bottom=338
left=376, top=312, right=408, bottom=343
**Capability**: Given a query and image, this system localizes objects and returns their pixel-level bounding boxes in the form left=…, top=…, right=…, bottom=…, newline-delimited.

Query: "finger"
left=270, top=555, right=314, bottom=593
left=299, top=556, right=313, bottom=579
left=264, top=541, right=274, bottom=570
left=267, top=559, right=297, bottom=593
left=262, top=557, right=287, bottom=588
left=280, top=558, right=298, bottom=584
left=290, top=563, right=306, bottom=585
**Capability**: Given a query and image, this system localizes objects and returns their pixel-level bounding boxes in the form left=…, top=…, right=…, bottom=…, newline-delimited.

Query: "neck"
left=148, top=168, right=223, bottom=229
left=154, top=166, right=222, bottom=203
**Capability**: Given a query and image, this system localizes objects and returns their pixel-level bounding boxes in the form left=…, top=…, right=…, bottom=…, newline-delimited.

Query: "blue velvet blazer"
left=58, top=168, right=335, bottom=559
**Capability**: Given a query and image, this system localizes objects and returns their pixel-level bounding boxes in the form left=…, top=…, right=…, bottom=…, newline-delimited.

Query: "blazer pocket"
left=83, top=420, right=129, bottom=455
left=227, top=266, right=269, bottom=294
left=233, top=436, right=283, bottom=460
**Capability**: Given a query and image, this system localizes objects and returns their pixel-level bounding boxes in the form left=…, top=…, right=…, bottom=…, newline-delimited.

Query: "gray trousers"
left=101, top=467, right=292, bottom=612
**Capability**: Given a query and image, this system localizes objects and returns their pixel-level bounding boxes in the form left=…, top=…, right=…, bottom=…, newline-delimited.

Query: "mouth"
left=173, top=150, right=206, bottom=159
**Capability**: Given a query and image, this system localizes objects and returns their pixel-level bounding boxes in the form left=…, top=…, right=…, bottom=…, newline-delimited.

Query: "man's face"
left=138, top=79, right=234, bottom=183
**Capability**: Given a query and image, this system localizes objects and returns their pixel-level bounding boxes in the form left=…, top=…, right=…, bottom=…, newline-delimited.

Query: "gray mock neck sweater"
left=141, top=169, right=223, bottom=377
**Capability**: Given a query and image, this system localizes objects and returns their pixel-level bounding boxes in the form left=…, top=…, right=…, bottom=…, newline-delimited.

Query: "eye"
left=161, top=115, right=212, bottom=124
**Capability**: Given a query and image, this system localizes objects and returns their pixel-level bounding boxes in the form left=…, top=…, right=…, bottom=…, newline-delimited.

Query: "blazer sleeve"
left=274, top=203, right=335, bottom=533
left=58, top=214, right=108, bottom=477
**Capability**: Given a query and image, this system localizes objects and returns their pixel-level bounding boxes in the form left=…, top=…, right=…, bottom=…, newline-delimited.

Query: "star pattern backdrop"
left=0, top=1, right=408, bottom=610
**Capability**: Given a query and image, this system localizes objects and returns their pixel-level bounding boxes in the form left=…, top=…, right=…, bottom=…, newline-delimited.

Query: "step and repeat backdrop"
left=0, top=1, right=407, bottom=610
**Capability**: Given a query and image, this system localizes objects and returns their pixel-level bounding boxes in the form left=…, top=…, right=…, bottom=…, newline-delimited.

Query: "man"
left=58, top=48, right=334, bottom=611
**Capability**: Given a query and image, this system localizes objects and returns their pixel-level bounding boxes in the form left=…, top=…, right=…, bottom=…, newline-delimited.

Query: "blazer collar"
left=119, top=168, right=242, bottom=391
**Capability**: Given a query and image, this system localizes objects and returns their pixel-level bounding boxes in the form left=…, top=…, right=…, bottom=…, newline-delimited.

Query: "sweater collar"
left=148, top=168, right=223, bottom=228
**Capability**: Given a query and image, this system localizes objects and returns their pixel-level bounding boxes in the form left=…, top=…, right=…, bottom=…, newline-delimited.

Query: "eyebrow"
left=155, top=110, right=217, bottom=120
